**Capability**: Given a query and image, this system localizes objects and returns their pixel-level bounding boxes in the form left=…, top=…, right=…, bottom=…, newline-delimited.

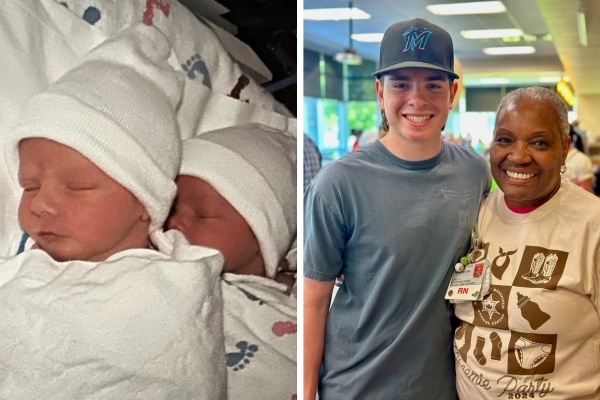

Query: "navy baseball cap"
left=373, top=18, right=459, bottom=79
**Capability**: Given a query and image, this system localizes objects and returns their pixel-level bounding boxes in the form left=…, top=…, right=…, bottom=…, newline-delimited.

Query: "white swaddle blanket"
left=0, top=230, right=226, bottom=400
left=222, top=273, right=296, bottom=399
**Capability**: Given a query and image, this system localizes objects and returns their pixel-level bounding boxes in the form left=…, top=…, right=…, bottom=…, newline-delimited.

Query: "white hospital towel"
left=0, top=230, right=227, bottom=400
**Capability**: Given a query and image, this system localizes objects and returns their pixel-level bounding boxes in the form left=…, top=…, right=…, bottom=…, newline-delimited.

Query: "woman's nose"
left=507, top=142, right=532, bottom=163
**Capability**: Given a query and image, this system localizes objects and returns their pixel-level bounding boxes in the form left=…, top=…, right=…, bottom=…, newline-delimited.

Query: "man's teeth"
left=506, top=170, right=535, bottom=180
left=406, top=115, right=430, bottom=123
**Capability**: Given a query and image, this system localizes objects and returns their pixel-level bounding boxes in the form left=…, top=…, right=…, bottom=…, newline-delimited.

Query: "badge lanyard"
left=445, top=197, right=492, bottom=303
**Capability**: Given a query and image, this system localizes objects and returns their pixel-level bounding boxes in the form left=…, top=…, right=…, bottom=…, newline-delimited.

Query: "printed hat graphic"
left=373, top=18, right=459, bottom=79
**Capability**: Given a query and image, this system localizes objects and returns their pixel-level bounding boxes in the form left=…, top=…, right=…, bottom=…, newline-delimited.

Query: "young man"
left=304, top=18, right=491, bottom=399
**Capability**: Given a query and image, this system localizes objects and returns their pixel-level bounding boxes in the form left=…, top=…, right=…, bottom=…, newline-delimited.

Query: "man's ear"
left=375, top=77, right=385, bottom=109
left=449, top=80, right=458, bottom=110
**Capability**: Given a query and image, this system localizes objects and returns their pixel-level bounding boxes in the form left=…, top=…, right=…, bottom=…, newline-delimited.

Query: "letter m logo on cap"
left=402, top=25, right=432, bottom=52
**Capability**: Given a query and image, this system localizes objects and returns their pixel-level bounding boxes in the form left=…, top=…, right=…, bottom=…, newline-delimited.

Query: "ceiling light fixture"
left=352, top=33, right=384, bottom=43
left=427, top=1, right=506, bottom=16
left=303, top=7, right=370, bottom=21
left=334, top=1, right=362, bottom=65
left=483, top=46, right=535, bottom=55
left=556, top=79, right=575, bottom=106
left=577, top=0, right=588, bottom=47
left=537, top=76, right=562, bottom=83
left=460, top=28, right=523, bottom=39
left=479, top=78, right=510, bottom=84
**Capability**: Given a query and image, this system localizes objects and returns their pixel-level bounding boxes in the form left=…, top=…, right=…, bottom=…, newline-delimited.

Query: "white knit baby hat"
left=180, top=123, right=297, bottom=278
left=7, top=23, right=183, bottom=233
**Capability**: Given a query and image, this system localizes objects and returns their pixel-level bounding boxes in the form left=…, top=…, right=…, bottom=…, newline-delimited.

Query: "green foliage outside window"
left=347, top=101, right=378, bottom=133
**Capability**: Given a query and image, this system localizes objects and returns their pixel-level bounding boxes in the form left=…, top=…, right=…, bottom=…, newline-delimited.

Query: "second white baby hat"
left=180, top=123, right=297, bottom=278
left=8, top=23, right=184, bottom=233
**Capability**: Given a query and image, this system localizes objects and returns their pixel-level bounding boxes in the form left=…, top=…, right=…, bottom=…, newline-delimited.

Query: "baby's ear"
left=138, top=206, right=151, bottom=222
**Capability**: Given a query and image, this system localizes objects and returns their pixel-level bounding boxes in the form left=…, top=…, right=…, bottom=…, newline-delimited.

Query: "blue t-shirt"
left=304, top=139, right=491, bottom=400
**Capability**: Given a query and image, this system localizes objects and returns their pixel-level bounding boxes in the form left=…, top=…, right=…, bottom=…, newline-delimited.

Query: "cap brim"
left=373, top=61, right=459, bottom=79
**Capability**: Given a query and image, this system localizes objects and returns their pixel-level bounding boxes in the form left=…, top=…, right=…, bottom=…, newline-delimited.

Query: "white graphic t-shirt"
left=453, top=180, right=600, bottom=399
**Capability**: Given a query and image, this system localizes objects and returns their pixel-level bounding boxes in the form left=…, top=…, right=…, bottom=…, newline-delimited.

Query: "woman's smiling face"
left=490, top=96, right=570, bottom=208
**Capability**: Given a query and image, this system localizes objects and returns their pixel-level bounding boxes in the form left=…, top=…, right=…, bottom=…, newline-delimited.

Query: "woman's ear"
left=562, top=134, right=572, bottom=165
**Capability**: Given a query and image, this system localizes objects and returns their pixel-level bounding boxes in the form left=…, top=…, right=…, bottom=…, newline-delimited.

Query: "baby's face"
left=18, top=138, right=150, bottom=261
left=167, top=175, right=265, bottom=276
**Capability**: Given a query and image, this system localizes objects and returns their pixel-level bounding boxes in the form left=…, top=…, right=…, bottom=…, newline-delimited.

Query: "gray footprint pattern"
left=182, top=53, right=212, bottom=88
left=226, top=341, right=259, bottom=371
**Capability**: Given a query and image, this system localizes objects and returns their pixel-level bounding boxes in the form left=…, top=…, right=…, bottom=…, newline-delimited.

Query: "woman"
left=453, top=86, right=600, bottom=399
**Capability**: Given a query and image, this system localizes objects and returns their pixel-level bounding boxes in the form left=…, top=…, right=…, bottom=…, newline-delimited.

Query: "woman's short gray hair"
left=495, top=86, right=570, bottom=140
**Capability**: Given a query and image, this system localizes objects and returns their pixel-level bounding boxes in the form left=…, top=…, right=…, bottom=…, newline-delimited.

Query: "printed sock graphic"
left=490, top=332, right=502, bottom=361
left=458, top=324, right=474, bottom=362
left=474, top=336, right=487, bottom=365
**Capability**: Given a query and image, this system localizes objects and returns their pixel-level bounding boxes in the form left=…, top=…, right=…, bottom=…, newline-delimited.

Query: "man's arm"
left=303, top=277, right=335, bottom=400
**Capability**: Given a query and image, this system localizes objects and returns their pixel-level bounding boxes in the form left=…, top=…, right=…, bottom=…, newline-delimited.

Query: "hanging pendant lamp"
left=334, top=1, right=362, bottom=65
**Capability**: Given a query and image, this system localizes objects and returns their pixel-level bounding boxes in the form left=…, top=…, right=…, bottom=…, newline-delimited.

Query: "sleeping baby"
left=166, top=122, right=297, bottom=400
left=0, top=22, right=226, bottom=400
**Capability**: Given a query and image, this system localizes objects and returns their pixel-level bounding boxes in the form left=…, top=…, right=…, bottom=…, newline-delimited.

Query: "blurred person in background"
left=349, top=128, right=363, bottom=151
left=570, top=120, right=588, bottom=154
left=303, top=133, right=322, bottom=192
left=564, top=127, right=594, bottom=192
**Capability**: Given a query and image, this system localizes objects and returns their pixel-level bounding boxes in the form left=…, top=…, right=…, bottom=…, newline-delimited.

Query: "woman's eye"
left=532, top=141, right=550, bottom=147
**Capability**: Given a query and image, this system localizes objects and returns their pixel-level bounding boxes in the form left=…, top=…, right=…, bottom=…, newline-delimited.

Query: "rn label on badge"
left=446, top=260, right=490, bottom=302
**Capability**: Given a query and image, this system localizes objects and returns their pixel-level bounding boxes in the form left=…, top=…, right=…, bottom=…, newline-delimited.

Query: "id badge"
left=445, top=260, right=491, bottom=303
